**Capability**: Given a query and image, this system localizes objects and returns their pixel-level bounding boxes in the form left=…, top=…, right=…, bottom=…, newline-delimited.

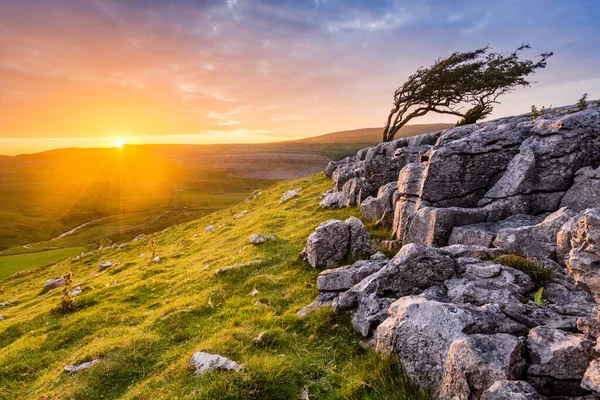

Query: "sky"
left=0, top=0, right=599, bottom=155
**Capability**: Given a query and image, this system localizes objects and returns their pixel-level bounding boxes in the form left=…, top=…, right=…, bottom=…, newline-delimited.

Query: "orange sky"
left=1, top=1, right=598, bottom=155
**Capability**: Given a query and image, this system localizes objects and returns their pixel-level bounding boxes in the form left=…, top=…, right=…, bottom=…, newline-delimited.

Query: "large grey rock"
left=336, top=244, right=455, bottom=305
left=317, top=259, right=387, bottom=292
left=339, top=177, right=368, bottom=207
left=561, top=166, right=600, bottom=212
left=405, top=206, right=488, bottom=247
left=376, top=296, right=526, bottom=387
left=493, top=207, right=576, bottom=259
left=481, top=380, right=548, bottom=400
left=350, top=293, right=394, bottom=337
left=527, top=326, right=596, bottom=396
left=345, top=216, right=374, bottom=258
left=300, top=220, right=349, bottom=268
left=561, top=209, right=600, bottom=300
left=43, top=276, right=64, bottom=292
left=359, top=182, right=397, bottom=227
left=582, top=358, right=600, bottom=394
left=449, top=214, right=543, bottom=248
left=481, top=109, right=600, bottom=214
left=190, top=352, right=243, bottom=375
left=439, top=334, right=526, bottom=400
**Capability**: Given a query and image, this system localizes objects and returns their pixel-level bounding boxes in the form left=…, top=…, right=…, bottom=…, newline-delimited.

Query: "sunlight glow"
left=113, top=137, right=126, bottom=148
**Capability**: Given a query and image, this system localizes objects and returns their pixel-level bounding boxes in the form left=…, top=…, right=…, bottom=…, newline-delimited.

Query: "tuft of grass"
left=347, top=355, right=431, bottom=400
left=493, top=254, right=556, bottom=287
left=577, top=93, right=589, bottom=111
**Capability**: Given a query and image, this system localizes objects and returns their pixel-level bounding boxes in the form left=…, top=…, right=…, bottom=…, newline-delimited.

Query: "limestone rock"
left=280, top=187, right=302, bottom=204
left=481, top=380, right=548, bottom=400
left=376, top=296, right=526, bottom=387
left=561, top=166, right=600, bottom=212
left=582, top=358, right=600, bottom=394
left=249, top=234, right=277, bottom=245
left=562, top=209, right=600, bottom=300
left=449, top=214, right=543, bottom=248
left=190, top=352, right=242, bottom=375
left=319, top=191, right=343, bottom=209
left=345, top=216, right=374, bottom=258
left=205, top=224, right=216, bottom=233
left=99, top=261, right=114, bottom=270
left=64, top=359, right=101, bottom=373
left=439, top=334, right=526, bottom=399
left=43, top=276, right=64, bottom=292
left=300, top=220, right=349, bottom=268
left=317, top=259, right=387, bottom=292
left=493, top=207, right=576, bottom=259
left=527, top=326, right=596, bottom=396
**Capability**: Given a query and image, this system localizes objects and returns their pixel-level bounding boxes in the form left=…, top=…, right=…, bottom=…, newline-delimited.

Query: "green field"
left=0, top=247, right=90, bottom=281
left=0, top=173, right=429, bottom=399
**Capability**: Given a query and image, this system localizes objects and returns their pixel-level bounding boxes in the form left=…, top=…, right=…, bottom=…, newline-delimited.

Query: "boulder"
left=561, top=209, right=600, bottom=300
left=359, top=182, right=397, bottom=227
left=337, top=244, right=455, bottom=304
left=561, top=166, right=600, bottom=212
left=493, top=207, right=576, bottom=259
left=189, top=352, right=242, bottom=375
left=319, top=191, right=343, bottom=209
left=205, top=224, right=216, bottom=233
left=527, top=326, right=596, bottom=396
left=300, top=220, right=349, bottom=268
left=449, top=214, right=543, bottom=248
left=99, top=261, right=114, bottom=270
left=481, top=380, right=548, bottom=400
left=405, top=206, right=488, bottom=247
left=43, top=276, right=64, bottom=292
left=439, top=334, right=526, bottom=400
left=376, top=296, right=526, bottom=387
left=317, top=259, right=387, bottom=292
left=345, top=216, right=374, bottom=258
left=324, top=161, right=338, bottom=178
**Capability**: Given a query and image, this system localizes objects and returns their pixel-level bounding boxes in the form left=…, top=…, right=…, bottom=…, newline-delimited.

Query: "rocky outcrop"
left=323, top=107, right=600, bottom=250
left=311, top=104, right=600, bottom=399
left=300, top=217, right=374, bottom=268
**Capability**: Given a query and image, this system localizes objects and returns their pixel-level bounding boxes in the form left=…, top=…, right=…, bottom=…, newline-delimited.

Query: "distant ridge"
left=293, top=123, right=454, bottom=144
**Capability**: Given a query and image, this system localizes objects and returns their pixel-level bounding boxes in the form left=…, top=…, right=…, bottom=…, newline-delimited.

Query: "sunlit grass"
left=0, top=173, right=426, bottom=399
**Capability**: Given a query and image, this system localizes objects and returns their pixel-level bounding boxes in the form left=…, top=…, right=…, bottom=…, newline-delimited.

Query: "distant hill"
left=294, top=124, right=453, bottom=144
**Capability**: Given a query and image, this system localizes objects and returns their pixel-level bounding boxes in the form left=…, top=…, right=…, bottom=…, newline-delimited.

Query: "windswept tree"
left=382, top=45, right=553, bottom=142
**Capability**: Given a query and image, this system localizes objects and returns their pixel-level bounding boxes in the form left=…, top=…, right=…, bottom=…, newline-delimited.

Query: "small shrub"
left=57, top=272, right=76, bottom=314
left=148, top=238, right=158, bottom=259
left=577, top=93, right=589, bottom=111
left=493, top=254, right=555, bottom=287
left=530, top=105, right=539, bottom=120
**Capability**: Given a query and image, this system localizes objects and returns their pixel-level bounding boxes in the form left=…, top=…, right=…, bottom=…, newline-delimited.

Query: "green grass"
left=0, top=173, right=428, bottom=400
left=0, top=246, right=90, bottom=281
left=493, top=254, right=556, bottom=287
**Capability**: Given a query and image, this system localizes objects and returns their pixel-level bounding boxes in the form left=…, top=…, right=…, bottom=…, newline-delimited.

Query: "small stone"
left=249, top=288, right=259, bottom=296
left=71, top=289, right=83, bottom=296
left=99, top=261, right=114, bottom=270
left=43, top=276, right=64, bottom=292
left=64, top=359, right=101, bottom=373
left=0, top=301, right=12, bottom=307
left=280, top=188, right=302, bottom=204
left=152, top=256, right=160, bottom=262
left=205, top=225, right=216, bottom=232
left=233, top=210, right=248, bottom=219
left=140, top=253, right=145, bottom=258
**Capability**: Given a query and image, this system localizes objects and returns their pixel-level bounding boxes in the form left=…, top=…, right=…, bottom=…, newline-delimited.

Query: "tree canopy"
left=382, top=45, right=553, bottom=142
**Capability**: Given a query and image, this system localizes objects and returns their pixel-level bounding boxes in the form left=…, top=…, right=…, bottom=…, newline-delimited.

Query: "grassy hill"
left=0, top=173, right=427, bottom=400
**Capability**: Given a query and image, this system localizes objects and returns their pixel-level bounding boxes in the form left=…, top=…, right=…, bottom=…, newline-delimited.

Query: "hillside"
left=292, top=124, right=453, bottom=144
left=0, top=174, right=427, bottom=400
left=0, top=124, right=447, bottom=277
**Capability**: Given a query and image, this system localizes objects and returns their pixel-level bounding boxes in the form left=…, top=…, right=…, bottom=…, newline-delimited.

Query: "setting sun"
left=113, top=137, right=126, bottom=148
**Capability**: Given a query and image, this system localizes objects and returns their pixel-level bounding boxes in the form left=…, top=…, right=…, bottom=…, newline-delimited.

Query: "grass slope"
left=0, top=173, right=428, bottom=400
left=0, top=247, right=91, bottom=281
